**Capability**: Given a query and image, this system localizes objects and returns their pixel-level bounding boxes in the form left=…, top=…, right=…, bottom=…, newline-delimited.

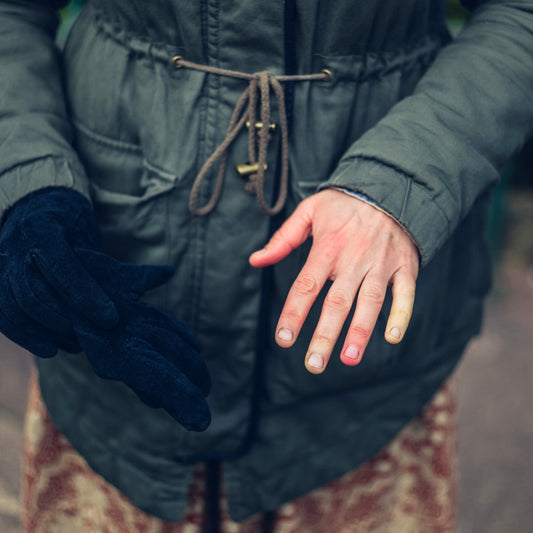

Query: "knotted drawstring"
left=172, top=56, right=331, bottom=216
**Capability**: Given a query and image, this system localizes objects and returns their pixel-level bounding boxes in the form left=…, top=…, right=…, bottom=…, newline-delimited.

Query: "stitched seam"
left=142, top=159, right=177, bottom=182
left=72, top=119, right=142, bottom=153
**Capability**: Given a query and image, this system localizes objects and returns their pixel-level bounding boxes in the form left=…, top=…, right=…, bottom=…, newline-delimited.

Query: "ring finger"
left=340, top=272, right=389, bottom=366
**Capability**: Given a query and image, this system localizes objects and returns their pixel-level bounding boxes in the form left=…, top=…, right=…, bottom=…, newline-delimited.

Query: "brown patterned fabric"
left=22, top=373, right=457, bottom=533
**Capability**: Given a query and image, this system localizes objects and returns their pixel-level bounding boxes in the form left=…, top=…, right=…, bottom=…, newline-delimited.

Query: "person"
left=0, top=0, right=532, bottom=531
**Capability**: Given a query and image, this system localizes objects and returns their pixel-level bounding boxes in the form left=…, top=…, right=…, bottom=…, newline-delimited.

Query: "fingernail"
left=277, top=328, right=293, bottom=341
left=307, top=353, right=324, bottom=369
left=344, top=345, right=359, bottom=360
left=389, top=327, right=401, bottom=339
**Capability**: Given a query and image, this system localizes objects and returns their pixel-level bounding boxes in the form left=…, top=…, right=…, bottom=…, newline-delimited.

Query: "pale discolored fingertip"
left=384, top=326, right=404, bottom=344
left=305, top=352, right=325, bottom=374
left=384, top=308, right=412, bottom=344
left=386, top=273, right=416, bottom=345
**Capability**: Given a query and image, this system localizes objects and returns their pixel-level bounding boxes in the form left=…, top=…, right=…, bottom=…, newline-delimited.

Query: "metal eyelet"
left=321, top=68, right=333, bottom=82
left=171, top=55, right=183, bottom=68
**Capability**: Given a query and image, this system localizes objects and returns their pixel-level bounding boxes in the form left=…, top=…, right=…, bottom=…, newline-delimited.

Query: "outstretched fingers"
left=339, top=267, right=416, bottom=366
left=250, top=190, right=420, bottom=375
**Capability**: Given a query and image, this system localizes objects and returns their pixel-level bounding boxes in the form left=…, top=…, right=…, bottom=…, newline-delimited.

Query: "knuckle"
left=394, top=309, right=413, bottom=323
left=396, top=285, right=415, bottom=296
left=319, top=240, right=340, bottom=262
left=281, top=307, right=304, bottom=323
left=349, top=324, right=372, bottom=339
left=325, top=289, right=351, bottom=312
left=361, top=282, right=386, bottom=305
left=398, top=286, right=416, bottom=299
left=268, top=229, right=288, bottom=250
left=271, top=227, right=287, bottom=243
left=292, top=273, right=320, bottom=297
left=312, top=333, right=335, bottom=347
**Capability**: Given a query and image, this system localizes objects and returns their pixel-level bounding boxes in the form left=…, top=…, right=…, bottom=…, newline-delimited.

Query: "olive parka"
left=1, top=0, right=533, bottom=522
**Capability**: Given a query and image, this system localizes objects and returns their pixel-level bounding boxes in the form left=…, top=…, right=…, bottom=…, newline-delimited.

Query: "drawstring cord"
left=172, top=56, right=331, bottom=216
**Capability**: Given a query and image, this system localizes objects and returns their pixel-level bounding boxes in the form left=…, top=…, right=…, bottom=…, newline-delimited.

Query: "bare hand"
left=249, top=189, right=419, bottom=374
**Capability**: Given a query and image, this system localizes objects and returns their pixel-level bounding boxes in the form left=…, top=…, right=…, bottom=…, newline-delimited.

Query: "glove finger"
left=30, top=245, right=119, bottom=329
left=0, top=307, right=58, bottom=358
left=9, top=255, right=78, bottom=337
left=75, top=248, right=174, bottom=299
left=133, top=301, right=202, bottom=353
left=122, top=338, right=211, bottom=431
left=79, top=331, right=211, bottom=431
left=136, top=320, right=210, bottom=396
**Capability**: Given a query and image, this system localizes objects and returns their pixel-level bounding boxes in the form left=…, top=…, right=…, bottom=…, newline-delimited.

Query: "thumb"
left=249, top=201, right=312, bottom=268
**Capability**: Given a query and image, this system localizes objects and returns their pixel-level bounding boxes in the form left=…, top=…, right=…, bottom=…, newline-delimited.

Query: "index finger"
left=275, top=247, right=333, bottom=348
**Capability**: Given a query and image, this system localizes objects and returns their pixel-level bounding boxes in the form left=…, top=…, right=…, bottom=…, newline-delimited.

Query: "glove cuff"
left=2, top=186, right=100, bottom=250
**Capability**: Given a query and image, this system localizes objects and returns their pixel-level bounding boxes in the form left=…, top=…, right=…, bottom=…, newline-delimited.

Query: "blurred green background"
left=57, top=0, right=471, bottom=42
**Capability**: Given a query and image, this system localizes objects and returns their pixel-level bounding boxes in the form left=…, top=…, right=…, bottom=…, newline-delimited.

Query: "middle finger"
left=304, top=278, right=360, bottom=374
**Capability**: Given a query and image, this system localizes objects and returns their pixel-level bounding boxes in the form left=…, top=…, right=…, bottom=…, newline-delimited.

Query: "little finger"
left=384, top=270, right=416, bottom=344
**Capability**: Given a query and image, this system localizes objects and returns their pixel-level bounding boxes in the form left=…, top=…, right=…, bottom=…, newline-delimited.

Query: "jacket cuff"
left=319, top=157, right=450, bottom=266
left=0, top=156, right=91, bottom=218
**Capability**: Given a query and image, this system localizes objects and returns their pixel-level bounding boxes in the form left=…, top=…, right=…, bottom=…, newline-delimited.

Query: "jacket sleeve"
left=320, top=0, right=533, bottom=266
left=0, top=0, right=90, bottom=218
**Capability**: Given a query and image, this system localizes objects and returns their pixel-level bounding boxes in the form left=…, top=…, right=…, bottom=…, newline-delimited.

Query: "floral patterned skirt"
left=22, top=372, right=457, bottom=533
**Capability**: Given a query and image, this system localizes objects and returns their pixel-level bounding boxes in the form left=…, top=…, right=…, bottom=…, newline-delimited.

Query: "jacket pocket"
left=72, top=119, right=178, bottom=267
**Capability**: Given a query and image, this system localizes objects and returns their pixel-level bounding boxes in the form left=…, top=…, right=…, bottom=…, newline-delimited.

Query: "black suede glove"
left=0, top=187, right=211, bottom=431
left=0, top=187, right=117, bottom=355
left=74, top=249, right=211, bottom=431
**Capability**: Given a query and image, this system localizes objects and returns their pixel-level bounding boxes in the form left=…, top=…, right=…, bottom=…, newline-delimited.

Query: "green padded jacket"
left=1, top=0, right=532, bottom=522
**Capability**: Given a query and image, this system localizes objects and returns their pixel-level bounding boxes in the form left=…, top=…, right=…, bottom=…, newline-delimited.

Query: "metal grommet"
left=321, top=68, right=333, bottom=81
left=172, top=55, right=183, bottom=68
